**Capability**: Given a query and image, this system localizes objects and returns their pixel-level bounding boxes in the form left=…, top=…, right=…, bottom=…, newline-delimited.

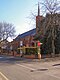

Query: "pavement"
left=33, top=56, right=60, bottom=62
left=0, top=55, right=60, bottom=80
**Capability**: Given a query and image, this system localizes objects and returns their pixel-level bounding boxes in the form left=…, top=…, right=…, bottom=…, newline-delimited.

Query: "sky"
left=0, top=0, right=39, bottom=38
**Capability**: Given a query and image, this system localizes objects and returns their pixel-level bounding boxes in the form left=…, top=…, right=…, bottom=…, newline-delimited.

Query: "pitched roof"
left=15, top=28, right=36, bottom=41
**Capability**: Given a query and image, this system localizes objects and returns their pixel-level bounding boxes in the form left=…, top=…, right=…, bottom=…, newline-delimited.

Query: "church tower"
left=36, top=2, right=43, bottom=34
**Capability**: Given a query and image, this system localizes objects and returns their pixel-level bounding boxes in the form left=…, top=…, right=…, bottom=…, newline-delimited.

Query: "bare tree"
left=28, top=0, right=60, bottom=56
left=40, top=0, right=60, bottom=57
left=0, top=22, right=16, bottom=42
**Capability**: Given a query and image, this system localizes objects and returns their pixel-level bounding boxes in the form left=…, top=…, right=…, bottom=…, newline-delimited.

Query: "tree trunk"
left=51, top=26, right=55, bottom=57
left=51, top=39, right=55, bottom=57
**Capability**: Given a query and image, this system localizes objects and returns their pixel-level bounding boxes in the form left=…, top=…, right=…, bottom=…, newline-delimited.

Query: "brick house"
left=15, top=28, right=36, bottom=47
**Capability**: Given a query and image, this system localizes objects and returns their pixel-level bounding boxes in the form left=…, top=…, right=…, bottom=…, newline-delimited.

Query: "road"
left=0, top=55, right=60, bottom=80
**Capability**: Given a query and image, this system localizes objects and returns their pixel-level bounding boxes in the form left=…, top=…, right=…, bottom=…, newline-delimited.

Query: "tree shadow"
left=0, top=55, right=36, bottom=66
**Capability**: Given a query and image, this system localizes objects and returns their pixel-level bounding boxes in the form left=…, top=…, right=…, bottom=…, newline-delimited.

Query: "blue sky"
left=0, top=0, right=39, bottom=36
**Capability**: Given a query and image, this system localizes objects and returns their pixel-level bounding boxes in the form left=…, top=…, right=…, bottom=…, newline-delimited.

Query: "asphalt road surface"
left=0, top=55, right=60, bottom=80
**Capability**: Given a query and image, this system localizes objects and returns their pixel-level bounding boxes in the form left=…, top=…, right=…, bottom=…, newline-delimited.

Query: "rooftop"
left=15, top=28, right=36, bottom=41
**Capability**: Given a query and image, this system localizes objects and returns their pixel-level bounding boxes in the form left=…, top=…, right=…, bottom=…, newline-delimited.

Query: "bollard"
left=37, top=46, right=41, bottom=59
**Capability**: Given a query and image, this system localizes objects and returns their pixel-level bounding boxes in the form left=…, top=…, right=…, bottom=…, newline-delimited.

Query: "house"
left=15, top=28, right=36, bottom=47
left=0, top=40, right=9, bottom=54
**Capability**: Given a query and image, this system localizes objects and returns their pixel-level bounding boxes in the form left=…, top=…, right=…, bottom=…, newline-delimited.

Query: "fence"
left=18, top=46, right=41, bottom=59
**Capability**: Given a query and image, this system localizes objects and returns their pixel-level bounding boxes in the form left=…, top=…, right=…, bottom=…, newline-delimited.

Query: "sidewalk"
left=32, top=56, right=60, bottom=62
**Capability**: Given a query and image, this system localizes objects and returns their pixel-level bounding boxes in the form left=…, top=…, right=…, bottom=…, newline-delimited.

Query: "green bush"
left=25, top=48, right=38, bottom=55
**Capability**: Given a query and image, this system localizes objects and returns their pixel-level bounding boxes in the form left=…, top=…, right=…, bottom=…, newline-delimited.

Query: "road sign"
left=37, top=41, right=42, bottom=46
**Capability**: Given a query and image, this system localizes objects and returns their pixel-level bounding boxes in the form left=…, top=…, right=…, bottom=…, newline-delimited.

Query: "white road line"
left=16, top=64, right=35, bottom=70
left=0, top=72, right=9, bottom=80
left=17, top=64, right=60, bottom=80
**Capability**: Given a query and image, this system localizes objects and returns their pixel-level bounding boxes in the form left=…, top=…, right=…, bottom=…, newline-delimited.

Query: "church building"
left=10, top=3, right=44, bottom=55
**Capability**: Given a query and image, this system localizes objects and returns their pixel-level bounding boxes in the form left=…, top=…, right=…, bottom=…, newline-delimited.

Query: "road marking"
left=17, top=64, right=60, bottom=79
left=16, top=64, right=35, bottom=70
left=0, top=72, right=9, bottom=80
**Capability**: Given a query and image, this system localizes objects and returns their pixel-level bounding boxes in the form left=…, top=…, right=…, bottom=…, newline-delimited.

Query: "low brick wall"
left=24, top=54, right=36, bottom=59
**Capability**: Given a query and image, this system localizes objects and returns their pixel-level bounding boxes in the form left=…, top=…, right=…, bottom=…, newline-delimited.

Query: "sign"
left=37, top=42, right=41, bottom=46
left=20, top=41, right=23, bottom=47
left=37, top=41, right=42, bottom=47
